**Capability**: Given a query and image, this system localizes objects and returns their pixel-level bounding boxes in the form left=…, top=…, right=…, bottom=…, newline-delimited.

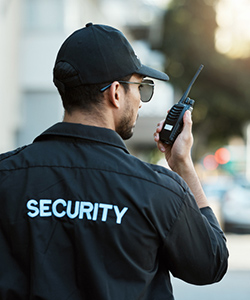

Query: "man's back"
left=0, top=123, right=228, bottom=300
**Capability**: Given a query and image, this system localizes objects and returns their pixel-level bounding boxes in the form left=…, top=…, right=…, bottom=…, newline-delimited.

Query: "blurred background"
left=1, top=0, right=250, bottom=299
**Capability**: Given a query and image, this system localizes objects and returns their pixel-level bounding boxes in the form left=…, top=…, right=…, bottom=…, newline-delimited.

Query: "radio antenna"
left=179, top=64, right=204, bottom=103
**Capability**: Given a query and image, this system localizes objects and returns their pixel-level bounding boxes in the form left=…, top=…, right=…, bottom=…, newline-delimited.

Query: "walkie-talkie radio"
left=159, top=64, right=204, bottom=145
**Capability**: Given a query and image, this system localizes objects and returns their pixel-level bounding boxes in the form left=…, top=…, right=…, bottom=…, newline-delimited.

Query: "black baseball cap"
left=53, top=22, right=169, bottom=89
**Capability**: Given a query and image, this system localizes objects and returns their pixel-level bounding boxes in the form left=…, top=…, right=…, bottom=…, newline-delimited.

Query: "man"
left=0, top=23, right=228, bottom=300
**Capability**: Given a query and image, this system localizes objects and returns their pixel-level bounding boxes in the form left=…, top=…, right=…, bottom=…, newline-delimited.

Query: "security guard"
left=0, top=23, right=228, bottom=300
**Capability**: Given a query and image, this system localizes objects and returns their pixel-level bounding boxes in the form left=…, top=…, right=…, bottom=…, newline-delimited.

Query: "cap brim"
left=136, top=64, right=169, bottom=81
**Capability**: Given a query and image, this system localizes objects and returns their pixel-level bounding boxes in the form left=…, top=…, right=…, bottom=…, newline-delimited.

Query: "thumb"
left=183, top=110, right=192, bottom=133
left=180, top=110, right=193, bottom=145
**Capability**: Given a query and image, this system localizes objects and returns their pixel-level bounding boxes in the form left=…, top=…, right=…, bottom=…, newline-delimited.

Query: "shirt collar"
left=33, top=122, right=130, bottom=154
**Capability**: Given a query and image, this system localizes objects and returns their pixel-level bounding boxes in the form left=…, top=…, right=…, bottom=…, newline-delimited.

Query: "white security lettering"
left=67, top=201, right=80, bottom=219
left=92, top=203, right=99, bottom=221
left=79, top=202, right=93, bottom=219
left=26, top=199, right=128, bottom=224
left=99, top=203, right=113, bottom=222
left=114, top=205, right=128, bottom=224
left=52, top=199, right=66, bottom=218
left=27, top=199, right=39, bottom=218
left=40, top=199, right=52, bottom=217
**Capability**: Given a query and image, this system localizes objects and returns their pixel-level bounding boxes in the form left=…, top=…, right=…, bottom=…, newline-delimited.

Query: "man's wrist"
left=171, top=156, right=194, bottom=175
left=172, top=158, right=209, bottom=209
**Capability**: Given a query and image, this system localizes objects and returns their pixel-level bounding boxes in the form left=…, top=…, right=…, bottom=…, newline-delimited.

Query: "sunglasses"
left=100, top=79, right=155, bottom=102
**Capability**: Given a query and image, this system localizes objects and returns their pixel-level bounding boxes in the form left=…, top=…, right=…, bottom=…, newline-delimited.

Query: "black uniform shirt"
left=0, top=122, right=228, bottom=300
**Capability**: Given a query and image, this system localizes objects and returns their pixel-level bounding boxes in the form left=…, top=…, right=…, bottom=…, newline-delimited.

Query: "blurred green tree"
left=156, top=0, right=250, bottom=159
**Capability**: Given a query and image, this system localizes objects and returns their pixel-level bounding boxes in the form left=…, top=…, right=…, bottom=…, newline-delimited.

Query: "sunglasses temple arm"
left=100, top=83, right=112, bottom=92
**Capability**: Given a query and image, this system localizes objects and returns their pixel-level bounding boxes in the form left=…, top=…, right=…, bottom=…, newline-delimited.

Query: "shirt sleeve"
left=161, top=191, right=229, bottom=285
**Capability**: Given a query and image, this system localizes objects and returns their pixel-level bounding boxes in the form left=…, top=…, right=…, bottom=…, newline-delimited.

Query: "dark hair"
left=53, top=62, right=131, bottom=114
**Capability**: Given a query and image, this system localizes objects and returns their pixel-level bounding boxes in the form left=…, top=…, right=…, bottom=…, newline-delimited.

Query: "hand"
left=154, top=110, right=209, bottom=208
left=154, top=110, right=194, bottom=172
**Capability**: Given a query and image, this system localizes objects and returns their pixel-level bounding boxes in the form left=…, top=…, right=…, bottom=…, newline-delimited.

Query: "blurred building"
left=0, top=0, right=173, bottom=154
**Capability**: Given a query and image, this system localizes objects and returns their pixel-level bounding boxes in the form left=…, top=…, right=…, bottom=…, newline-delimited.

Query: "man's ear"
left=108, top=81, right=123, bottom=109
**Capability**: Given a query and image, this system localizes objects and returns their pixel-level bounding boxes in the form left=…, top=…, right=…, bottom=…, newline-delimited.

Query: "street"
left=171, top=234, right=250, bottom=300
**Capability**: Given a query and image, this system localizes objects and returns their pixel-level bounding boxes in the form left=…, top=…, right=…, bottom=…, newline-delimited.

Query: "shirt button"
left=86, top=22, right=93, bottom=27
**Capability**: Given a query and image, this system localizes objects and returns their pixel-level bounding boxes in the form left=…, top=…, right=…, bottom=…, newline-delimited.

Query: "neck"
left=63, top=109, right=115, bottom=131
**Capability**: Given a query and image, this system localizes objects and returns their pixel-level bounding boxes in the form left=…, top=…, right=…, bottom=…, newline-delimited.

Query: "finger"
left=154, top=120, right=165, bottom=142
left=183, top=110, right=193, bottom=133
left=157, top=140, right=166, bottom=152
left=153, top=131, right=159, bottom=142
left=156, top=120, right=165, bottom=133
left=180, top=110, right=193, bottom=145
left=153, top=131, right=167, bottom=152
left=156, top=109, right=170, bottom=133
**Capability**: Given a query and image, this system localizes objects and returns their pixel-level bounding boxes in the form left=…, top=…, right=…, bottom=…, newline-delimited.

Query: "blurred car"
left=202, top=182, right=228, bottom=204
left=221, top=182, right=250, bottom=233
left=202, top=177, right=232, bottom=227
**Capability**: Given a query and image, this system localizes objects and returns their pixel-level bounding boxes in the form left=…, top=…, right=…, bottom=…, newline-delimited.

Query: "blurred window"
left=16, top=91, right=63, bottom=147
left=24, top=0, right=64, bottom=32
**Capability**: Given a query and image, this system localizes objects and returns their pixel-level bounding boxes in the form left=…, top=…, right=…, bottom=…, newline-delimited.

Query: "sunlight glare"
left=143, top=0, right=172, bottom=9
left=215, top=0, right=250, bottom=58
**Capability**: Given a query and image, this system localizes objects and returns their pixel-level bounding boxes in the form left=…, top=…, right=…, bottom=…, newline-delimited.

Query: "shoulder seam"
left=0, top=164, right=186, bottom=198
left=0, top=145, right=28, bottom=162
